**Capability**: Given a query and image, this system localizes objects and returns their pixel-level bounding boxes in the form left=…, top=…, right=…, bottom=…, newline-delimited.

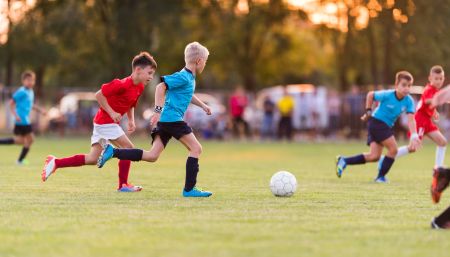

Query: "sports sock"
left=0, top=138, right=14, bottom=144
left=435, top=205, right=450, bottom=228
left=113, top=148, right=143, bottom=161
left=396, top=146, right=409, bottom=158
left=378, top=156, right=395, bottom=178
left=18, top=147, right=29, bottom=162
left=344, top=154, right=366, bottom=165
left=118, top=160, right=131, bottom=188
left=184, top=157, right=199, bottom=192
left=435, top=146, right=446, bottom=167
left=55, top=154, right=86, bottom=168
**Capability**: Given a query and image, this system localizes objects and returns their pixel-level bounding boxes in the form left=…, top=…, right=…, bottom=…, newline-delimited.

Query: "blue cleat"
left=377, top=155, right=385, bottom=172
left=117, top=183, right=142, bottom=192
left=374, top=176, right=389, bottom=183
left=97, top=144, right=114, bottom=168
left=335, top=155, right=346, bottom=178
left=182, top=187, right=212, bottom=197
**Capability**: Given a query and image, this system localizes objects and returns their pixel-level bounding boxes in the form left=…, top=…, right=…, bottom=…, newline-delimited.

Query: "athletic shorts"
left=367, top=118, right=393, bottom=146
left=91, top=123, right=125, bottom=145
left=151, top=121, right=193, bottom=147
left=412, top=114, right=438, bottom=139
left=13, top=125, right=33, bottom=136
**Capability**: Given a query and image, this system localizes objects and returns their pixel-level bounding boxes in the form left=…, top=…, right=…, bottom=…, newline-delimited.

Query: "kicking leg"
left=336, top=142, right=383, bottom=178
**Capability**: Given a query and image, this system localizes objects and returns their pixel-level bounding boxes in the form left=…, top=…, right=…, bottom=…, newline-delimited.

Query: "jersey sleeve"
left=161, top=73, right=187, bottom=90
left=12, top=89, right=25, bottom=102
left=373, top=90, right=389, bottom=102
left=101, top=79, right=124, bottom=97
left=406, top=96, right=415, bottom=114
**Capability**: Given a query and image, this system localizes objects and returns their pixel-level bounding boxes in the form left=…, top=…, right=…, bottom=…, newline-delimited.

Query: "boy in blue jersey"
left=336, top=71, right=421, bottom=182
left=97, top=42, right=213, bottom=197
left=0, top=71, right=46, bottom=164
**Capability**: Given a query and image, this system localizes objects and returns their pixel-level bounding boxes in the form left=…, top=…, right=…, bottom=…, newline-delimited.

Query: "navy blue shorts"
left=151, top=121, right=193, bottom=147
left=13, top=125, right=33, bottom=136
left=367, top=118, right=393, bottom=145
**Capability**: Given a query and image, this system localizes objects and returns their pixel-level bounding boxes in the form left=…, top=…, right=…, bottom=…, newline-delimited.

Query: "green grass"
left=1, top=137, right=450, bottom=257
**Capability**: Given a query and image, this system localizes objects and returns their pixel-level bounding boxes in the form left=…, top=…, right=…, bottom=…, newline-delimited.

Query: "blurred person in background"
left=277, top=86, right=295, bottom=141
left=229, top=86, right=250, bottom=139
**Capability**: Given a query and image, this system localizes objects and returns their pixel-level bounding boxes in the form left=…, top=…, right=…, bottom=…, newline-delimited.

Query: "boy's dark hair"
left=430, top=65, right=444, bottom=75
left=21, top=70, right=35, bottom=81
left=395, top=71, right=413, bottom=85
left=132, top=52, right=157, bottom=70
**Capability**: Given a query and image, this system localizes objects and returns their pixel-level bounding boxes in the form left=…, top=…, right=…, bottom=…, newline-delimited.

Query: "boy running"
left=97, top=42, right=213, bottom=197
left=0, top=71, right=46, bottom=165
left=41, top=52, right=157, bottom=192
left=336, top=71, right=421, bottom=182
left=378, top=66, right=447, bottom=173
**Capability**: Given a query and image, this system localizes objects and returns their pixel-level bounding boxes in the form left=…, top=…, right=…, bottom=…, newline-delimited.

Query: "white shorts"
left=91, top=123, right=125, bottom=145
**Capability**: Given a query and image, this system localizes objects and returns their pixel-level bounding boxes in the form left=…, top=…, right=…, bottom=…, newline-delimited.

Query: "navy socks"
left=112, top=148, right=143, bottom=161
left=185, top=157, right=199, bottom=192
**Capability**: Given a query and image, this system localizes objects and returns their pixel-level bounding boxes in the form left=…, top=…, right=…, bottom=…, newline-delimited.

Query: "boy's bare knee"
left=191, top=145, right=203, bottom=156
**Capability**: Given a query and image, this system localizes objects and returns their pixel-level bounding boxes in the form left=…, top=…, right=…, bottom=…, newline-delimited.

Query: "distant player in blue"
left=0, top=71, right=46, bottom=164
left=336, top=71, right=421, bottom=182
left=97, top=42, right=213, bottom=197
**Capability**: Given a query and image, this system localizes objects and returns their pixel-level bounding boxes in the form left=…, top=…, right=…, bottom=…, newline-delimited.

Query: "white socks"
left=396, top=146, right=410, bottom=158
left=436, top=146, right=447, bottom=167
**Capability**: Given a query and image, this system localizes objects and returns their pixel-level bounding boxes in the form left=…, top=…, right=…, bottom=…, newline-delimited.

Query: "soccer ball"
left=270, top=171, right=297, bottom=197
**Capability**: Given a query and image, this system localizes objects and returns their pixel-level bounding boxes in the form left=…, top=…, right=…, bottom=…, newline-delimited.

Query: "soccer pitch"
left=1, top=137, right=449, bottom=257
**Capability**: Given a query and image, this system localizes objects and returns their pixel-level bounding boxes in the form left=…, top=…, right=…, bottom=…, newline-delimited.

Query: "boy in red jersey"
left=378, top=66, right=447, bottom=178
left=41, top=52, right=157, bottom=192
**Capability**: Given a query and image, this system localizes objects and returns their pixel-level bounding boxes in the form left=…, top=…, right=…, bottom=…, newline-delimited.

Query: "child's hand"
left=203, top=105, right=212, bottom=115
left=360, top=113, right=370, bottom=122
left=433, top=111, right=440, bottom=122
left=409, top=134, right=422, bottom=152
left=127, top=121, right=136, bottom=133
left=150, top=113, right=160, bottom=127
left=109, top=111, right=122, bottom=123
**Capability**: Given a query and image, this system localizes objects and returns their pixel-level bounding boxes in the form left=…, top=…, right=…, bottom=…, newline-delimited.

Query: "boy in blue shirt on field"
left=97, top=42, right=213, bottom=197
left=0, top=71, right=46, bottom=164
left=336, top=71, right=421, bottom=182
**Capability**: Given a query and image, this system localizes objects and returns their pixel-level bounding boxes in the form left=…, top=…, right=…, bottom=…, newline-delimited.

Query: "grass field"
left=1, top=137, right=450, bottom=257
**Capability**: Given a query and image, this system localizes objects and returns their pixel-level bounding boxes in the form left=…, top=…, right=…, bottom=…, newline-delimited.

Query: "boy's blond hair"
left=21, top=70, right=35, bottom=81
left=184, top=42, right=209, bottom=64
left=430, top=65, right=444, bottom=75
left=395, top=71, right=414, bottom=85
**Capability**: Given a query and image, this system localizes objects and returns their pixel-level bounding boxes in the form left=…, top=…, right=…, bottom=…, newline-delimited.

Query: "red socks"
left=118, top=160, right=131, bottom=188
left=55, top=155, right=86, bottom=169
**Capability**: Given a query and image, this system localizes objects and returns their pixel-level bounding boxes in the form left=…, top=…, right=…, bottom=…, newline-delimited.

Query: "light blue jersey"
left=372, top=89, right=415, bottom=127
left=160, top=68, right=195, bottom=122
left=12, top=86, right=34, bottom=125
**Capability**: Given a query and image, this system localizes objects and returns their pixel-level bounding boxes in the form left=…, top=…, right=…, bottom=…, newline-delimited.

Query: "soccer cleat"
left=377, top=155, right=385, bottom=172
left=41, top=155, right=56, bottom=182
left=431, top=167, right=450, bottom=204
left=97, top=144, right=114, bottom=168
left=117, top=183, right=143, bottom=192
left=16, top=159, right=29, bottom=166
left=182, top=187, right=212, bottom=197
left=431, top=218, right=442, bottom=229
left=374, top=176, right=389, bottom=183
left=335, top=156, right=346, bottom=178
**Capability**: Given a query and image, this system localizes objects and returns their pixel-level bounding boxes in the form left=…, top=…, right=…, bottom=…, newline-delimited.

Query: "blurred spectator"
left=326, top=89, right=341, bottom=138
left=277, top=87, right=295, bottom=140
left=260, top=96, right=275, bottom=140
left=229, top=86, right=250, bottom=139
left=344, top=85, right=365, bottom=139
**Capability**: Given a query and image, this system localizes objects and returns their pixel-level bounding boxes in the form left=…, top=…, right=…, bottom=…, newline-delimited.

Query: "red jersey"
left=93, top=76, right=144, bottom=125
left=416, top=84, right=438, bottom=119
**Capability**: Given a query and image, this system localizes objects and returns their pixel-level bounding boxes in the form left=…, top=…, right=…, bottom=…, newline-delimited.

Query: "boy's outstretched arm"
left=126, top=108, right=136, bottom=133
left=431, top=85, right=450, bottom=108
left=151, top=82, right=167, bottom=125
left=191, top=94, right=212, bottom=115
left=95, top=90, right=121, bottom=122
left=407, top=113, right=421, bottom=151
left=361, top=91, right=374, bottom=121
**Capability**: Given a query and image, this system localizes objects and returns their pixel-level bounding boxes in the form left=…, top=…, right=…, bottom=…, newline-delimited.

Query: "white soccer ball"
left=270, top=171, right=297, bottom=197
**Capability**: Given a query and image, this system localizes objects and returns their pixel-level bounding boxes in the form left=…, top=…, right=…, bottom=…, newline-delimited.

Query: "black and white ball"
left=270, top=171, right=297, bottom=197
